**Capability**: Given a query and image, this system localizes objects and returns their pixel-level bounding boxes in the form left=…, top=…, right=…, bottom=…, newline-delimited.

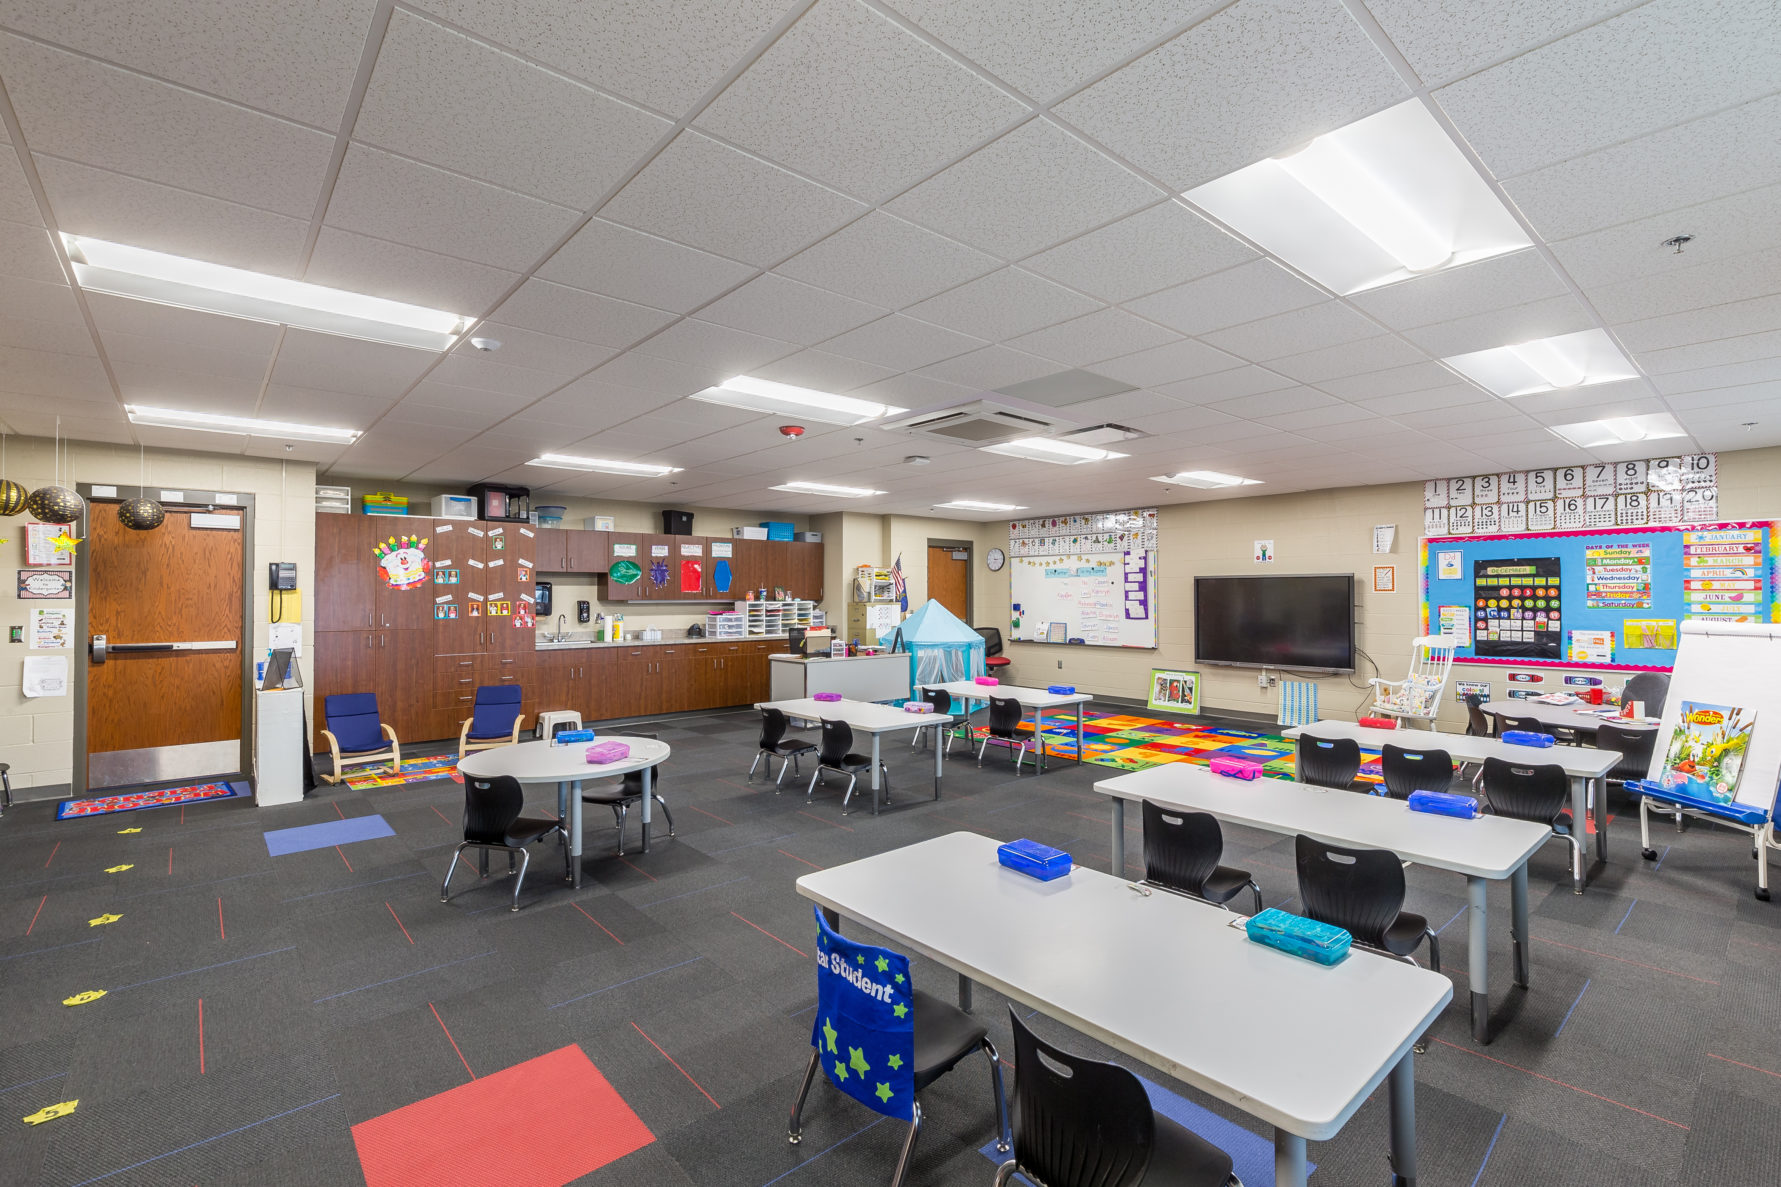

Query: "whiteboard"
left=1656, top=621, right=1781, bottom=811
left=1009, top=549, right=1158, bottom=648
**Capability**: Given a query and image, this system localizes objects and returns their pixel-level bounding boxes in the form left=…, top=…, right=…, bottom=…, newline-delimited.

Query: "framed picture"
left=1148, top=669, right=1200, bottom=715
left=1373, top=565, right=1396, bottom=592
left=18, top=570, right=72, bottom=599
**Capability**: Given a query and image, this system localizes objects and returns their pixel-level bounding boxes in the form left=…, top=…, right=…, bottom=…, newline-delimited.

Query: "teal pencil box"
left=1245, top=908, right=1351, bottom=965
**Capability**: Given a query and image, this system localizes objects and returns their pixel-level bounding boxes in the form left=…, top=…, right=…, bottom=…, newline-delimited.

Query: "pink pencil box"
left=813, top=692, right=843, bottom=702
left=903, top=701, right=934, bottom=713
left=974, top=676, right=999, bottom=686
left=1209, top=756, right=1264, bottom=780
left=585, top=742, right=631, bottom=764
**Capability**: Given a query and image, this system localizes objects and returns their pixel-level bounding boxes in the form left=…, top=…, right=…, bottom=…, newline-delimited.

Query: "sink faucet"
left=555, top=613, right=566, bottom=641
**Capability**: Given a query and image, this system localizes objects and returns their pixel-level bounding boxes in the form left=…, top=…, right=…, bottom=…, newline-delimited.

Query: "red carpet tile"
left=351, top=1044, right=652, bottom=1186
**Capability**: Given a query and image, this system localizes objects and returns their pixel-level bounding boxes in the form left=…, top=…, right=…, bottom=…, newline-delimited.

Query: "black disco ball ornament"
left=0, top=478, right=25, bottom=516
left=118, top=497, right=166, bottom=530
left=25, top=485, right=84, bottom=524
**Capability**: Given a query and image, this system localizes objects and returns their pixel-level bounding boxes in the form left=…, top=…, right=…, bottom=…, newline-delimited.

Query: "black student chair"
left=440, top=774, right=567, bottom=911
left=752, top=708, right=816, bottom=787
left=1294, top=834, right=1440, bottom=974
left=582, top=732, right=674, bottom=855
left=806, top=719, right=888, bottom=813
left=1295, top=734, right=1362, bottom=790
left=1619, top=671, right=1670, bottom=718
left=910, top=687, right=958, bottom=753
left=1463, top=694, right=1491, bottom=738
left=1379, top=744, right=1455, bottom=801
left=977, top=696, right=1032, bottom=774
left=1479, top=757, right=1585, bottom=879
left=992, top=1008, right=1239, bottom=1187
left=1596, top=719, right=1672, bottom=831
left=1141, top=800, right=1262, bottom=915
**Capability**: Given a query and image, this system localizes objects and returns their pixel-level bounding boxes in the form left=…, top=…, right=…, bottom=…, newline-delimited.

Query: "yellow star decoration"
left=875, top=1081, right=893, bottom=1103
left=832, top=1059, right=848, bottom=1082
left=874, top=955, right=889, bottom=974
left=893, top=1002, right=908, bottom=1019
left=822, top=1017, right=838, bottom=1053
left=49, top=531, right=82, bottom=554
left=849, top=1047, right=871, bottom=1076
left=887, top=1054, right=903, bottom=1070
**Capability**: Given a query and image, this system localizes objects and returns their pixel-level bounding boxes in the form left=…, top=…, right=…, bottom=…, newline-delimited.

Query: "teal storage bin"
left=1245, top=908, right=1351, bottom=965
left=760, top=521, right=795, bottom=541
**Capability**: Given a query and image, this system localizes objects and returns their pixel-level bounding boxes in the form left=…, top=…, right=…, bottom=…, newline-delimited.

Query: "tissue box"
left=554, top=729, right=596, bottom=744
left=1047, top=684, right=1076, bottom=695
left=1209, top=756, right=1264, bottom=780
left=1502, top=730, right=1556, bottom=748
left=974, top=676, right=999, bottom=686
left=585, top=742, right=631, bottom=764
left=1245, top=908, right=1351, bottom=965
left=1407, top=790, right=1480, bottom=819
left=813, top=692, right=843, bottom=702
left=997, top=838, right=1071, bottom=881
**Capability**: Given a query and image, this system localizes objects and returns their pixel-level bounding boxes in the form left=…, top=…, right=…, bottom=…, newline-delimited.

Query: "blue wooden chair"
left=458, top=685, right=527, bottom=761
left=319, top=693, right=401, bottom=784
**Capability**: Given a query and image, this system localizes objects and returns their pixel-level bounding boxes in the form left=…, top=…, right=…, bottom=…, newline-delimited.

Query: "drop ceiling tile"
left=1020, top=200, right=1255, bottom=304
left=356, top=12, right=672, bottom=208
left=1260, top=407, right=1386, bottom=434
left=914, top=345, right=1060, bottom=390
left=427, top=353, right=563, bottom=399
left=1502, top=385, right=1666, bottom=424
left=0, top=343, right=111, bottom=399
left=1504, top=93, right=1781, bottom=241
left=1347, top=249, right=1570, bottom=331
left=0, top=36, right=331, bottom=217
left=1155, top=365, right=1298, bottom=404
left=492, top=278, right=677, bottom=349
left=1652, top=359, right=1781, bottom=397
left=774, top=212, right=998, bottom=310
left=1007, top=308, right=1179, bottom=367
left=751, top=349, right=897, bottom=393
left=696, top=0, right=1024, bottom=202
left=848, top=371, right=976, bottom=409
left=447, top=323, right=615, bottom=382
left=0, top=278, right=85, bottom=334
left=1203, top=300, right=1380, bottom=362
left=1549, top=182, right=1781, bottom=290
left=536, top=218, right=754, bottom=314
left=1356, top=384, right=1495, bottom=416
left=305, top=227, right=518, bottom=316
left=696, top=273, right=887, bottom=345
left=1267, top=335, right=1428, bottom=384
left=1205, top=385, right=1340, bottom=419
left=1364, top=1, right=1629, bottom=87
left=630, top=318, right=798, bottom=375
left=418, top=0, right=787, bottom=116
left=580, top=350, right=731, bottom=397
left=1615, top=292, right=1781, bottom=355
left=1094, top=338, right=1241, bottom=388
left=0, top=218, right=65, bottom=285
left=0, top=0, right=376, bottom=127
left=1049, top=388, right=1178, bottom=423
left=84, top=292, right=277, bottom=356
left=98, top=326, right=267, bottom=384
left=1056, top=0, right=1407, bottom=190
left=110, top=361, right=259, bottom=410
left=600, top=130, right=867, bottom=267
left=261, top=385, right=396, bottom=426
left=1125, top=403, right=1240, bottom=434
left=324, top=144, right=580, bottom=272
left=0, top=135, right=40, bottom=225
left=1316, top=361, right=1454, bottom=400
left=1125, top=259, right=1324, bottom=336
left=0, top=313, right=92, bottom=356
left=892, top=0, right=1220, bottom=100
left=34, top=157, right=308, bottom=276
left=1435, top=0, right=1781, bottom=179
left=269, top=330, right=436, bottom=398
left=817, top=314, right=986, bottom=372
left=886, top=119, right=1162, bottom=259
left=1402, top=294, right=1597, bottom=358
left=1587, top=243, right=1781, bottom=325
left=903, top=268, right=1101, bottom=342
left=1639, top=329, right=1781, bottom=376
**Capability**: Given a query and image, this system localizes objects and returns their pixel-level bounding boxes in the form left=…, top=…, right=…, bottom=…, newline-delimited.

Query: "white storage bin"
left=431, top=494, right=477, bottom=519
left=732, top=526, right=768, bottom=539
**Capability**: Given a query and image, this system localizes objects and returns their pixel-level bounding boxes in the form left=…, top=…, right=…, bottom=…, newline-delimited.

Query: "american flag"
left=890, top=553, right=906, bottom=611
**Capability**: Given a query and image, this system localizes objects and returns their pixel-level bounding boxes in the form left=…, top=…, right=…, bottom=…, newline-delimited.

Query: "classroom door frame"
left=70, top=484, right=258, bottom=797
left=926, top=537, right=973, bottom=625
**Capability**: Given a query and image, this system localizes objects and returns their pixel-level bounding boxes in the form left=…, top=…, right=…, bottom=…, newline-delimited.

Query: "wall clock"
left=986, top=547, right=1006, bottom=572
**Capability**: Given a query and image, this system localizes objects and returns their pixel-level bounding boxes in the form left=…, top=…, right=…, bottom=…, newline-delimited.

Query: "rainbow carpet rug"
left=57, top=780, right=251, bottom=820
left=967, top=709, right=1385, bottom=787
left=344, top=755, right=460, bottom=789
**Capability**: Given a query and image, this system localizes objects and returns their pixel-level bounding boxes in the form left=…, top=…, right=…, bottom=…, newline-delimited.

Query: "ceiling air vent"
left=1058, top=423, right=1146, bottom=447
left=879, top=399, right=1077, bottom=447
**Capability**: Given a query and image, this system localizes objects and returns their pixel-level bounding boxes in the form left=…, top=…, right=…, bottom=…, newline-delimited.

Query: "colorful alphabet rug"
left=344, top=755, right=460, bottom=789
left=57, top=780, right=251, bottom=820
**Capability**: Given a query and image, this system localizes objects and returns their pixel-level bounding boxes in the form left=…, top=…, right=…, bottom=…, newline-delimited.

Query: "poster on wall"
left=1584, top=542, right=1652, bottom=609
left=18, top=570, right=72, bottom=599
left=30, top=607, right=72, bottom=649
left=1254, top=540, right=1274, bottom=563
left=680, top=558, right=703, bottom=593
left=24, top=523, right=72, bottom=567
left=1423, top=454, right=1717, bottom=536
left=1148, top=669, right=1200, bottom=715
left=373, top=534, right=430, bottom=590
left=1473, top=557, right=1562, bottom=659
left=22, top=655, right=68, bottom=697
left=1568, top=629, right=1615, bottom=664
left=1437, top=604, right=1471, bottom=646
left=1455, top=679, right=1492, bottom=703
left=1373, top=565, right=1395, bottom=592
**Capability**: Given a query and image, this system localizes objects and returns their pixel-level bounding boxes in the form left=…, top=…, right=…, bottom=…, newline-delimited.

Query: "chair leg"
left=511, top=846, right=530, bottom=912
left=983, top=1039, right=1011, bottom=1154
left=748, top=750, right=764, bottom=780
left=1424, top=929, right=1441, bottom=976
left=840, top=773, right=857, bottom=814
left=787, top=1049, right=821, bottom=1145
left=1248, top=880, right=1263, bottom=916
left=890, top=1100, right=923, bottom=1187
left=977, top=736, right=989, bottom=766
left=652, top=794, right=675, bottom=837
left=440, top=844, right=466, bottom=902
left=806, top=767, right=822, bottom=800
left=992, top=1163, right=1020, bottom=1186
left=615, top=803, right=629, bottom=856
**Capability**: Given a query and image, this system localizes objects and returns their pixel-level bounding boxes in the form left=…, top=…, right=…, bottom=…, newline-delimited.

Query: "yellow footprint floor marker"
left=87, top=913, right=122, bottom=928
left=22, top=1100, right=78, bottom=1125
left=116, top=827, right=142, bottom=834
left=103, top=864, right=133, bottom=874
left=62, top=990, right=105, bottom=1007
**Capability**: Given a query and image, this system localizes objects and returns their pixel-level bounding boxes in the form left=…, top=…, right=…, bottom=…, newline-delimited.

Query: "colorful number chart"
left=1423, top=454, right=1718, bottom=536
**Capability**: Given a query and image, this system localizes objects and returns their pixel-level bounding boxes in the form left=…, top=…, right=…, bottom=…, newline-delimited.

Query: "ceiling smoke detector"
left=779, top=424, right=805, bottom=439
left=468, top=337, right=502, bottom=351
left=905, top=455, right=931, bottom=466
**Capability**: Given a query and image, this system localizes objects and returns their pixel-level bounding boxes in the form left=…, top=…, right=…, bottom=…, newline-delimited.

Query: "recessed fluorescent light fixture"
left=1443, top=329, right=1639, bottom=399
left=125, top=405, right=360, bottom=442
left=528, top=454, right=682, bottom=477
left=1184, top=99, right=1531, bottom=295
left=690, top=376, right=906, bottom=427
left=1149, top=470, right=1261, bottom=489
left=63, top=236, right=468, bottom=351
left=1548, top=413, right=1686, bottom=450
left=770, top=481, right=885, bottom=498
left=979, top=438, right=1127, bottom=465
left=934, top=499, right=1027, bottom=512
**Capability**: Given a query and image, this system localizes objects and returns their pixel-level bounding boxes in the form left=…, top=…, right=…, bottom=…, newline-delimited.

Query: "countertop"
left=769, top=652, right=900, bottom=663
left=535, top=634, right=792, bottom=651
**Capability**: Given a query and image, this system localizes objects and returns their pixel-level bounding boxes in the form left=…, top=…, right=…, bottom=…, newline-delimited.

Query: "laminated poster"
left=680, top=559, right=703, bottom=593
left=1567, top=629, right=1615, bottom=664
left=30, top=607, right=72, bottom=649
left=22, top=655, right=68, bottom=697
left=1455, top=679, right=1492, bottom=704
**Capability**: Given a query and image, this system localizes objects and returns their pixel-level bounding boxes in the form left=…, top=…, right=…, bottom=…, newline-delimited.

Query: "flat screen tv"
left=1194, top=574, right=1355, bottom=672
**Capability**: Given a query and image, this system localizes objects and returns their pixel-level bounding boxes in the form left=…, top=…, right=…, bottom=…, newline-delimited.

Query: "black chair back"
left=1620, top=672, right=1670, bottom=717
left=1500, top=714, right=1547, bottom=736
left=1480, top=757, right=1570, bottom=825
left=975, top=627, right=1005, bottom=658
left=1595, top=721, right=1656, bottom=782
left=818, top=719, right=854, bottom=765
left=1294, top=834, right=1407, bottom=950
left=464, top=775, right=524, bottom=844
left=921, top=687, right=953, bottom=716
left=1295, top=735, right=1361, bottom=790
left=987, top=696, right=1023, bottom=738
left=1464, top=694, right=1491, bottom=737
left=1005, top=1008, right=1153, bottom=1187
left=1380, top=744, right=1454, bottom=800
left=759, top=708, right=789, bottom=750
left=619, top=732, right=663, bottom=795
left=1141, top=801, right=1224, bottom=897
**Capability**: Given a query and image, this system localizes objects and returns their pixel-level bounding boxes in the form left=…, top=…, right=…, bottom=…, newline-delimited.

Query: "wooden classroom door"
left=85, top=502, right=245, bottom=789
left=927, top=546, right=970, bottom=622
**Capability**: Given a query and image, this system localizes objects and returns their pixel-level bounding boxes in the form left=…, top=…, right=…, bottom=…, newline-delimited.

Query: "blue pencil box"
left=1408, top=790, right=1480, bottom=819
left=997, top=838, right=1071, bottom=881
left=1245, top=908, right=1351, bottom=965
left=554, top=728, right=595, bottom=744
left=1502, top=730, right=1556, bottom=748
left=1047, top=684, right=1076, bottom=695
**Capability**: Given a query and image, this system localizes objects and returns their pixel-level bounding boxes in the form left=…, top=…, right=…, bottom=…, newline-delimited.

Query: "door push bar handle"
left=89, top=636, right=236, bottom=663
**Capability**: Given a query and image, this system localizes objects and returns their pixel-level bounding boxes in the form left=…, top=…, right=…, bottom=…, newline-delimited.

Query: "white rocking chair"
left=1368, top=636, right=1457, bottom=728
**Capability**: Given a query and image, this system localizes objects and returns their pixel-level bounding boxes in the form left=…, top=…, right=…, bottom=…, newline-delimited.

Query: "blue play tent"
left=883, top=599, right=985, bottom=687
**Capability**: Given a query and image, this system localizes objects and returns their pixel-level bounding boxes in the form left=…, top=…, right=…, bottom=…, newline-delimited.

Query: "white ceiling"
left=0, top=0, right=1777, bottom=517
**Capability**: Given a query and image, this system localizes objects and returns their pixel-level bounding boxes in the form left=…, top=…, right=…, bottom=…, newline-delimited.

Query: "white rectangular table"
left=1098, top=762, right=1550, bottom=1044
left=917, top=681, right=1093, bottom=774
left=1284, top=719, right=1623, bottom=893
left=1481, top=699, right=1659, bottom=737
left=797, top=832, right=1451, bottom=1186
left=757, top=697, right=951, bottom=814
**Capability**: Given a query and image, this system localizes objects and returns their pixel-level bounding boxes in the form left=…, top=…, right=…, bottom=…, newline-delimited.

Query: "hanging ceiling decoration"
left=117, top=497, right=166, bottom=531
left=25, top=485, right=84, bottom=524
left=0, top=479, right=25, bottom=516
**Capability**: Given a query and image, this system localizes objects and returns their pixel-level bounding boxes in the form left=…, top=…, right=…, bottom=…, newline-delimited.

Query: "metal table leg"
left=1075, top=703, right=1085, bottom=767
left=1569, top=774, right=1589, bottom=893
left=1467, top=875, right=1490, bottom=1043
left=1593, top=774, right=1610, bottom=863
left=870, top=731, right=883, bottom=815
left=958, top=974, right=973, bottom=1014
left=1274, top=1129, right=1308, bottom=1187
left=1110, top=797, right=1126, bottom=875
left=933, top=721, right=944, bottom=800
left=1510, top=863, right=1531, bottom=986
left=1388, top=1049, right=1418, bottom=1185
left=570, top=778, right=584, bottom=888
left=558, top=781, right=571, bottom=883
left=1033, top=705, right=1046, bottom=773
left=639, top=765, right=652, bottom=854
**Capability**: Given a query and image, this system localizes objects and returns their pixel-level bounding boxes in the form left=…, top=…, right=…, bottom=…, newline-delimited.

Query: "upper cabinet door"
left=534, top=527, right=569, bottom=571
left=316, top=515, right=374, bottom=631
left=566, top=529, right=611, bottom=574
left=430, top=521, right=486, bottom=655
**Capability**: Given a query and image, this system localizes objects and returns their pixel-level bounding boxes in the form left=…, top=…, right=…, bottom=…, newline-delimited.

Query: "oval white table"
left=457, top=737, right=669, bottom=888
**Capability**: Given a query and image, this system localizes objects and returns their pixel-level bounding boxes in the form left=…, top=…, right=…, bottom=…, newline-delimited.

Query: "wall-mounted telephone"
left=268, top=562, right=298, bottom=590
left=268, top=562, right=299, bottom=623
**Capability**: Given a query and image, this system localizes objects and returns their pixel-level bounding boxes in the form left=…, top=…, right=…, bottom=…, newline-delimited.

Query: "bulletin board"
left=1008, top=508, right=1158, bottom=649
left=1419, top=521, right=1779, bottom=672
